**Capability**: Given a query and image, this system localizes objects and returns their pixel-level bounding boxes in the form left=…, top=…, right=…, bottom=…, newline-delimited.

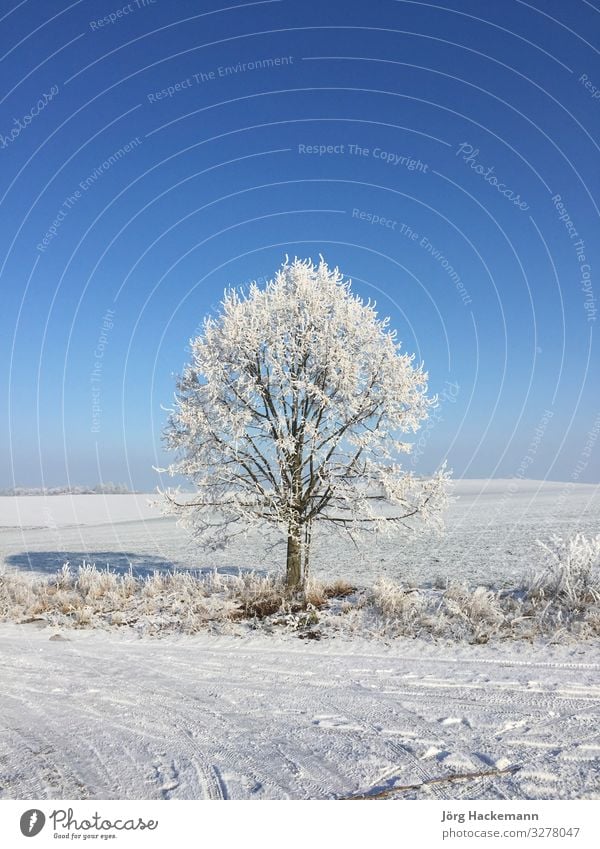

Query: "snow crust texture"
left=0, top=626, right=598, bottom=800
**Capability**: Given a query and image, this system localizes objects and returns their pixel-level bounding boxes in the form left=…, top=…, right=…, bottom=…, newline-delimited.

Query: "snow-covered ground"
left=1, top=479, right=599, bottom=801
left=1, top=479, right=599, bottom=587
left=0, top=623, right=599, bottom=800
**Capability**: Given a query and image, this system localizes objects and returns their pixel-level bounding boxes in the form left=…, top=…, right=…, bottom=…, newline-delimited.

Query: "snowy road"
left=1, top=625, right=599, bottom=800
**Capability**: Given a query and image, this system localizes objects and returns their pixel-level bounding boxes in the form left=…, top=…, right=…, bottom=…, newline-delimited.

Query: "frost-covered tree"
left=161, top=257, right=450, bottom=589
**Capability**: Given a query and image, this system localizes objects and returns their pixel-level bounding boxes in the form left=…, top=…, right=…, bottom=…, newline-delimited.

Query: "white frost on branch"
left=158, top=257, right=451, bottom=575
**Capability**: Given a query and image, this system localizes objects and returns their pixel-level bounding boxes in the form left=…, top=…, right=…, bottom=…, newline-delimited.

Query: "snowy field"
left=1, top=479, right=599, bottom=587
left=1, top=479, right=599, bottom=801
left=0, top=624, right=599, bottom=800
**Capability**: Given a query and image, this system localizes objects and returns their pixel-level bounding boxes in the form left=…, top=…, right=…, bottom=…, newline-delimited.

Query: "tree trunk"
left=286, top=440, right=305, bottom=589
left=303, top=520, right=312, bottom=585
left=285, top=527, right=303, bottom=589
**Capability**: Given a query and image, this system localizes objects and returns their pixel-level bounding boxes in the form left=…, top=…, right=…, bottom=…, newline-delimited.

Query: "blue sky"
left=1, top=0, right=598, bottom=489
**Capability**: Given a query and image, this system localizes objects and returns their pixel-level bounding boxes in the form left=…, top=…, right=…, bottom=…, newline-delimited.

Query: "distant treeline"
left=0, top=483, right=134, bottom=496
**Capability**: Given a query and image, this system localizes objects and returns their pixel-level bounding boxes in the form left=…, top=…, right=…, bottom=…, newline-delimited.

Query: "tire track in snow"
left=1, top=627, right=599, bottom=800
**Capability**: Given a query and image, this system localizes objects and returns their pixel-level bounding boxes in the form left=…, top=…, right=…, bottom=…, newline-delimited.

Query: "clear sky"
left=1, top=0, right=598, bottom=489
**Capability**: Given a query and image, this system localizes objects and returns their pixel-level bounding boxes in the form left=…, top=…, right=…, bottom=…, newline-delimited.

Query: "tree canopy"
left=161, top=257, right=450, bottom=588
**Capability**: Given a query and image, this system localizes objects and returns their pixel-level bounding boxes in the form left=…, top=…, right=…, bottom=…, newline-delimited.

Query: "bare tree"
left=160, top=257, right=450, bottom=589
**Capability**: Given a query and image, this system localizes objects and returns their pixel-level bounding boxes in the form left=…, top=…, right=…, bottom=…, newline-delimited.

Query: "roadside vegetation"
left=1, top=534, right=599, bottom=642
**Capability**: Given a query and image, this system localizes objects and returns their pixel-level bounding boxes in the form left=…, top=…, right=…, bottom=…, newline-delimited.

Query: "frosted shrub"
left=74, top=562, right=97, bottom=594
left=55, top=563, right=74, bottom=590
left=367, top=580, right=505, bottom=642
left=228, top=572, right=287, bottom=619
left=121, top=568, right=138, bottom=599
left=323, top=579, right=355, bottom=598
left=527, top=534, right=600, bottom=607
left=582, top=608, right=600, bottom=637
left=371, top=578, right=428, bottom=634
left=76, top=563, right=119, bottom=599
left=304, top=580, right=328, bottom=609
left=0, top=572, right=35, bottom=617
left=445, top=583, right=504, bottom=625
left=443, top=583, right=505, bottom=642
left=142, top=570, right=171, bottom=597
left=469, top=586, right=504, bottom=627
left=521, top=534, right=600, bottom=636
